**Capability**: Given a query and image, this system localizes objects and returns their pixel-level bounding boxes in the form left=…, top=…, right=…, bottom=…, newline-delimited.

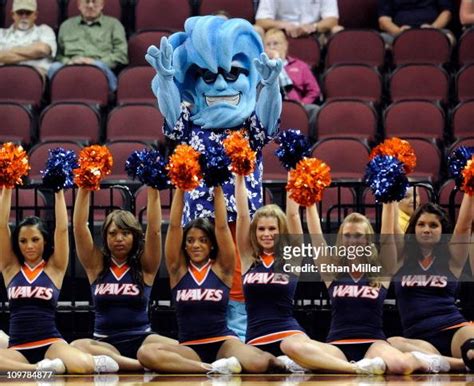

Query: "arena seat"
left=316, top=99, right=378, bottom=142
left=39, top=102, right=101, bottom=144
left=322, top=64, right=382, bottom=105
left=456, top=64, right=474, bottom=103
left=117, top=66, right=156, bottom=105
left=383, top=100, right=445, bottom=142
left=0, top=102, right=34, bottom=147
left=287, top=36, right=321, bottom=70
left=128, top=29, right=172, bottom=66
left=402, top=138, right=442, bottom=183
left=0, top=65, right=44, bottom=108
left=135, top=0, right=193, bottom=31
left=451, top=100, right=474, bottom=140
left=135, top=185, right=173, bottom=223
left=106, top=103, right=165, bottom=145
left=389, top=64, right=449, bottom=105
left=198, top=0, right=255, bottom=22
left=458, top=27, right=474, bottom=67
left=392, top=28, right=452, bottom=67
left=280, top=100, right=311, bottom=138
left=50, top=65, right=109, bottom=107
left=325, top=29, right=385, bottom=69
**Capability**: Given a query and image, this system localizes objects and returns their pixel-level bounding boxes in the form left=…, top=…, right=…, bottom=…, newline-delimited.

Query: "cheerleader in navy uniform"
left=282, top=204, right=451, bottom=374
left=137, top=187, right=281, bottom=374
left=386, top=194, right=474, bottom=371
left=71, top=187, right=177, bottom=371
left=236, top=174, right=390, bottom=374
left=0, top=187, right=117, bottom=374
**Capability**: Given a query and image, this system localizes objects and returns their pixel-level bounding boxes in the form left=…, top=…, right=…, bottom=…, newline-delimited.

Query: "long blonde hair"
left=249, top=204, right=290, bottom=266
left=335, top=212, right=380, bottom=285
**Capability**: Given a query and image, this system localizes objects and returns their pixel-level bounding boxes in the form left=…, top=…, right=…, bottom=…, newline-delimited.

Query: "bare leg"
left=137, top=343, right=208, bottom=373
left=217, top=339, right=284, bottom=373
left=452, top=325, right=474, bottom=371
left=71, top=339, right=141, bottom=372
left=280, top=334, right=359, bottom=373
left=0, top=349, right=38, bottom=371
left=388, top=336, right=464, bottom=371
left=45, top=341, right=95, bottom=374
left=365, top=340, right=427, bottom=374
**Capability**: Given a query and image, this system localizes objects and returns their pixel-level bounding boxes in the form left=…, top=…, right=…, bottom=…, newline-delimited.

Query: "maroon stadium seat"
left=0, top=103, right=34, bottom=147
left=262, top=141, right=286, bottom=182
left=392, top=28, right=451, bottom=67
left=402, top=138, right=442, bottom=183
left=384, top=100, right=445, bottom=141
left=117, top=66, right=156, bottom=105
left=135, top=185, right=173, bottom=223
left=280, top=100, right=311, bottom=138
left=456, top=64, right=474, bottom=103
left=451, top=100, right=474, bottom=140
left=323, top=64, right=382, bottom=105
left=105, top=140, right=151, bottom=182
left=311, top=137, right=370, bottom=179
left=0, top=65, right=43, bottom=107
left=106, top=104, right=165, bottom=144
left=10, top=188, right=47, bottom=221
left=128, top=30, right=171, bottom=66
left=287, top=36, right=321, bottom=70
left=198, top=0, right=254, bottom=22
left=316, top=99, right=378, bottom=142
left=325, top=30, right=385, bottom=68
left=389, top=64, right=449, bottom=104
left=39, top=102, right=101, bottom=144
left=458, top=27, right=474, bottom=67
left=135, top=0, right=192, bottom=31
left=50, top=65, right=109, bottom=107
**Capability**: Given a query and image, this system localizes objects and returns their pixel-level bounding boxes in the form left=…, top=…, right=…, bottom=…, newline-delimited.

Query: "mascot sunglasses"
left=195, top=66, right=250, bottom=84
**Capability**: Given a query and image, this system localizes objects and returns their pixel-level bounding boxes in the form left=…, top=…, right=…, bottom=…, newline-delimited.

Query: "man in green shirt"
left=48, top=0, right=128, bottom=91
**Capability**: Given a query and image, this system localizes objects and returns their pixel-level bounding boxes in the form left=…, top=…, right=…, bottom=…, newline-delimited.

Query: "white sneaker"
left=355, top=357, right=386, bottom=375
left=92, top=355, right=119, bottom=373
left=411, top=351, right=450, bottom=373
left=36, top=358, right=66, bottom=374
left=207, top=356, right=242, bottom=375
left=277, top=355, right=309, bottom=374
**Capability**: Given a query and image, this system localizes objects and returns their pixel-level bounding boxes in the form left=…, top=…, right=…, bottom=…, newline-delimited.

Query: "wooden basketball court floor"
left=1, top=373, right=474, bottom=386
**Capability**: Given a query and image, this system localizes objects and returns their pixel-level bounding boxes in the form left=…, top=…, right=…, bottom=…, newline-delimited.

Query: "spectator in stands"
left=398, top=186, right=421, bottom=232
left=378, top=0, right=455, bottom=45
left=48, top=0, right=128, bottom=91
left=264, top=28, right=320, bottom=129
left=460, top=0, right=474, bottom=28
left=0, top=0, right=56, bottom=77
left=255, top=0, right=341, bottom=41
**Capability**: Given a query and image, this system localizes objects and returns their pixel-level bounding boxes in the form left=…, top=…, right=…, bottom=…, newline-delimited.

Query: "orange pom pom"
left=462, top=156, right=474, bottom=196
left=370, top=137, right=416, bottom=174
left=73, top=145, right=113, bottom=190
left=0, top=142, right=30, bottom=188
left=223, top=130, right=256, bottom=176
left=286, top=158, right=332, bottom=206
left=167, top=144, right=202, bottom=191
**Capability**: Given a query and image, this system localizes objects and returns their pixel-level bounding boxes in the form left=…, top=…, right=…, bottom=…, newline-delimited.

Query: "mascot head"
left=169, top=16, right=263, bottom=129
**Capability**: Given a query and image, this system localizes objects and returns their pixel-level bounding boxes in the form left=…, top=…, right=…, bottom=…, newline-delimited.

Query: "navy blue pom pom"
left=364, top=155, right=408, bottom=203
left=275, top=129, right=312, bottom=170
left=448, top=146, right=474, bottom=187
left=41, top=148, right=78, bottom=192
left=200, top=143, right=232, bottom=187
left=125, top=148, right=170, bottom=190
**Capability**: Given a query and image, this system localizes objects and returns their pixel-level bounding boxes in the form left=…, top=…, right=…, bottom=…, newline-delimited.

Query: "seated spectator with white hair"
left=0, top=0, right=57, bottom=77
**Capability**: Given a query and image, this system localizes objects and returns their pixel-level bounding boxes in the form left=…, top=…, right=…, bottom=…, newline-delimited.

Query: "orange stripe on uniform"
left=329, top=338, right=379, bottom=344
left=442, top=321, right=474, bottom=330
left=181, top=335, right=239, bottom=345
left=248, top=330, right=305, bottom=345
left=10, top=337, right=65, bottom=350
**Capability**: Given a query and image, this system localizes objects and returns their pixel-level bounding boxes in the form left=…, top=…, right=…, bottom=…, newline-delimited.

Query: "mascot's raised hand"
left=254, top=52, right=283, bottom=135
left=146, top=37, right=181, bottom=129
